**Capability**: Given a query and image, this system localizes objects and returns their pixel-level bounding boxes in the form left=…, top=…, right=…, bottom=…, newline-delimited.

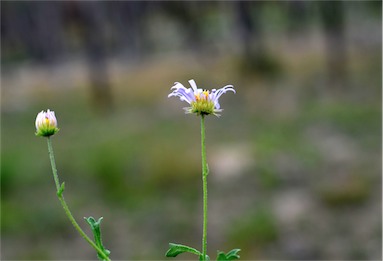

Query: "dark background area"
left=1, top=1, right=382, bottom=260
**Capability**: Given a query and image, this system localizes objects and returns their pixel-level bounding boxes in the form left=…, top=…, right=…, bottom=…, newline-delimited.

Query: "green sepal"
left=216, top=249, right=241, bottom=261
left=57, top=182, right=65, bottom=197
left=165, top=243, right=201, bottom=258
left=85, top=217, right=110, bottom=261
left=36, top=127, right=59, bottom=137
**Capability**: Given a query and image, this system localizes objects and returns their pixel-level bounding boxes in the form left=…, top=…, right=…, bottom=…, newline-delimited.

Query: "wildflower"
left=35, top=109, right=59, bottom=137
left=168, top=79, right=235, bottom=116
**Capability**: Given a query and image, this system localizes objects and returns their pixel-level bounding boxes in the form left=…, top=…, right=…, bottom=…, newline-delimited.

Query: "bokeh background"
left=1, top=1, right=382, bottom=260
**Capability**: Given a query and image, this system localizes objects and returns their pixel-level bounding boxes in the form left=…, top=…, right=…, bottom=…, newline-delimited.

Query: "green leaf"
left=216, top=249, right=241, bottom=261
left=165, top=243, right=201, bottom=258
left=57, top=182, right=65, bottom=197
left=226, top=249, right=241, bottom=259
left=217, top=252, right=227, bottom=261
left=85, top=217, right=111, bottom=261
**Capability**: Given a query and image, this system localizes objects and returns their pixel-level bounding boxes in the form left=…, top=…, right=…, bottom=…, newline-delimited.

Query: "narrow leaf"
left=166, top=243, right=201, bottom=257
left=85, top=216, right=111, bottom=261
left=216, top=251, right=227, bottom=261
left=216, top=249, right=241, bottom=261
left=57, top=182, right=65, bottom=197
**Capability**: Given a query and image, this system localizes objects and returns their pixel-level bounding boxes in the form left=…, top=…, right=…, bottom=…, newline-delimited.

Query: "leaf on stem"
left=85, top=216, right=111, bottom=261
left=57, top=182, right=65, bottom=197
left=216, top=249, right=241, bottom=261
left=165, top=243, right=201, bottom=258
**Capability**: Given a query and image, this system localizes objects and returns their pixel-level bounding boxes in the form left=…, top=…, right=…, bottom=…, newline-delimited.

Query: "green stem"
left=47, top=137, right=111, bottom=261
left=47, top=137, right=61, bottom=192
left=200, top=116, right=208, bottom=261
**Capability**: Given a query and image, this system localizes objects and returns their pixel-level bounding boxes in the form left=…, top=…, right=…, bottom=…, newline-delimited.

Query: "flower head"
left=35, top=109, right=59, bottom=137
left=168, top=79, right=235, bottom=116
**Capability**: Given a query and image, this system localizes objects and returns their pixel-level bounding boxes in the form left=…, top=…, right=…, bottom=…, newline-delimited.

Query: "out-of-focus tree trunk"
left=236, top=1, right=280, bottom=76
left=318, top=1, right=348, bottom=90
left=110, top=1, right=148, bottom=59
left=160, top=1, right=205, bottom=52
left=1, top=2, right=63, bottom=63
left=237, top=1, right=262, bottom=63
left=287, top=1, right=308, bottom=35
left=31, top=2, right=63, bottom=63
left=65, top=2, right=113, bottom=112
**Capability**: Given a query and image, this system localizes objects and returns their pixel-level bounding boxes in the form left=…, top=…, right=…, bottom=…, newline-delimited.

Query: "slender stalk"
left=47, top=137, right=111, bottom=261
left=200, top=116, right=208, bottom=261
left=47, top=137, right=61, bottom=192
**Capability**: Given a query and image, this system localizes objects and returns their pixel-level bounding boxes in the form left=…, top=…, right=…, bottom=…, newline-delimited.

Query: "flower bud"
left=35, top=109, right=59, bottom=137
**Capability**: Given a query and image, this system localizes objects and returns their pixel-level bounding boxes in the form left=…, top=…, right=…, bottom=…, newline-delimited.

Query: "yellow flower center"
left=195, top=91, right=210, bottom=101
left=191, top=90, right=214, bottom=115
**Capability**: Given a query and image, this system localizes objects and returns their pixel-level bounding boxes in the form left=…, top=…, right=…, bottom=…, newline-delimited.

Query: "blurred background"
left=1, top=1, right=382, bottom=260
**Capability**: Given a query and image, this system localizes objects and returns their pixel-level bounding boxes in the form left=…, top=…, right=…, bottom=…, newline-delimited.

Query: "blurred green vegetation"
left=228, top=207, right=279, bottom=252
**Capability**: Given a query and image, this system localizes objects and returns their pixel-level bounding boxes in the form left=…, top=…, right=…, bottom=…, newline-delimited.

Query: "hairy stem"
left=47, top=137, right=111, bottom=261
left=200, top=116, right=208, bottom=261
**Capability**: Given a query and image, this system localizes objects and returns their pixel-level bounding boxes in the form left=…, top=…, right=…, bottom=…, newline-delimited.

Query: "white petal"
left=188, top=79, right=198, bottom=93
left=171, top=82, right=185, bottom=90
